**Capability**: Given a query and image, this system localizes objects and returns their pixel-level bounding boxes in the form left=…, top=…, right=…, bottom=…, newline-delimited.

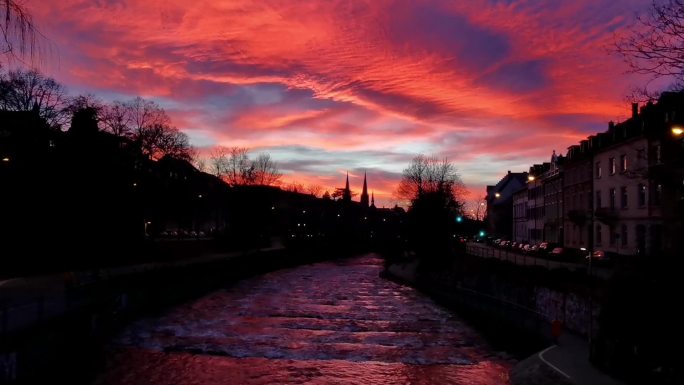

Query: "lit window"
left=595, top=162, right=602, bottom=178
left=609, top=157, right=616, bottom=175
left=638, top=184, right=646, bottom=207
left=620, top=154, right=627, bottom=172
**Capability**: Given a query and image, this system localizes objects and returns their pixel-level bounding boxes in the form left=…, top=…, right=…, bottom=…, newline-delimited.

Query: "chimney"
left=632, top=103, right=638, bottom=119
left=608, top=121, right=615, bottom=130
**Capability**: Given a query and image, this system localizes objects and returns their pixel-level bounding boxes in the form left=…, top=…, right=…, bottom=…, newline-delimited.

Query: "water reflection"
left=99, top=255, right=512, bottom=384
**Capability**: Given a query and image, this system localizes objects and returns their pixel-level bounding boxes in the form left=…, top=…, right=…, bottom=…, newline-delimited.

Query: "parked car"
left=587, top=250, right=616, bottom=266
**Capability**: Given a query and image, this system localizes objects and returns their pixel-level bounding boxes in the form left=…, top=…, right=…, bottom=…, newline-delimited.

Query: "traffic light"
left=479, top=230, right=486, bottom=237
left=456, top=216, right=463, bottom=223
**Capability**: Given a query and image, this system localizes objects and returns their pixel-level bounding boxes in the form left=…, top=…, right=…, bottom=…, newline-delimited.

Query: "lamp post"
left=582, top=247, right=593, bottom=350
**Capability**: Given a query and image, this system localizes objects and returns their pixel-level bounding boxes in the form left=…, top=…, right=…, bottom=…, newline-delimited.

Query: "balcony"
left=594, top=207, right=619, bottom=224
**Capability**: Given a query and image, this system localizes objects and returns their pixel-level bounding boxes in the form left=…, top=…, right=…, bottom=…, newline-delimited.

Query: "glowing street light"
left=1, top=157, right=9, bottom=162
left=495, top=192, right=501, bottom=198
left=528, top=175, right=536, bottom=181
left=672, top=126, right=684, bottom=136
left=456, top=216, right=463, bottom=223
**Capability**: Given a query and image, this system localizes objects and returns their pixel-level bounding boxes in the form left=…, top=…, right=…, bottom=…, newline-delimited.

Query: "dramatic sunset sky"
left=30, top=0, right=651, bottom=207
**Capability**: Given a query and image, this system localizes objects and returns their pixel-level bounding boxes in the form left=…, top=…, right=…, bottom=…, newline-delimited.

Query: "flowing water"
left=96, top=254, right=513, bottom=384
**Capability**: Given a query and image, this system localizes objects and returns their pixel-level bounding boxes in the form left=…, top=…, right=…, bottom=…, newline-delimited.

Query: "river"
left=95, top=254, right=513, bottom=384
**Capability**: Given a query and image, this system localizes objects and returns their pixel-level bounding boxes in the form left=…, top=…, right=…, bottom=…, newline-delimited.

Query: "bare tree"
left=285, top=181, right=305, bottom=193
left=0, top=67, right=68, bottom=128
left=225, top=147, right=253, bottom=186
left=209, top=146, right=229, bottom=177
left=137, top=123, right=191, bottom=161
left=252, top=153, right=282, bottom=186
left=615, top=0, right=684, bottom=89
left=306, top=184, right=324, bottom=197
left=101, top=101, right=132, bottom=137
left=193, top=157, right=207, bottom=173
left=65, top=93, right=104, bottom=129
left=397, top=154, right=464, bottom=205
left=1, top=0, right=40, bottom=62
left=124, top=96, right=170, bottom=135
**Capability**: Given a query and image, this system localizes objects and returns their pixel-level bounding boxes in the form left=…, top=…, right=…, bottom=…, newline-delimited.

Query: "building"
left=526, top=163, right=549, bottom=244
left=592, top=95, right=684, bottom=257
left=542, top=151, right=564, bottom=244
left=563, top=139, right=594, bottom=251
left=512, top=186, right=528, bottom=243
left=486, top=171, right=528, bottom=238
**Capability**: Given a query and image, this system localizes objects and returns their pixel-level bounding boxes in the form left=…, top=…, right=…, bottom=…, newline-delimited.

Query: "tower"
left=343, top=172, right=352, bottom=203
left=370, top=191, right=376, bottom=209
left=360, top=171, right=369, bottom=207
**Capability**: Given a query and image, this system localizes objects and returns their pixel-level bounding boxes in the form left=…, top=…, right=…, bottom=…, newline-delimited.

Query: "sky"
left=27, top=0, right=651, bottom=208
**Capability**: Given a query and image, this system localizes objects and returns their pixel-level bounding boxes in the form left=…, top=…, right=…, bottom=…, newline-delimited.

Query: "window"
left=655, top=144, right=662, bottom=164
left=620, top=154, right=627, bottom=172
left=637, top=148, right=645, bottom=160
left=595, top=161, right=602, bottom=178
left=654, top=184, right=662, bottom=206
left=620, top=186, right=628, bottom=209
left=609, top=188, right=616, bottom=209
left=609, top=157, right=616, bottom=175
left=638, top=184, right=646, bottom=207
left=621, top=224, right=628, bottom=246
left=609, top=226, right=616, bottom=246
left=596, top=224, right=602, bottom=244
left=596, top=190, right=602, bottom=209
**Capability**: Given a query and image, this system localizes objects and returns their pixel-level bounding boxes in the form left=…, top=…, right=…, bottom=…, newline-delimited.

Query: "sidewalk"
left=529, top=333, right=624, bottom=385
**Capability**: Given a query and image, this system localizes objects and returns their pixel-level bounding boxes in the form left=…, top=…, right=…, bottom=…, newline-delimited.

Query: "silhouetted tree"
left=306, top=183, right=323, bottom=197
left=138, top=123, right=191, bottom=161
left=65, top=94, right=104, bottom=129
left=209, top=145, right=229, bottom=177
left=397, top=155, right=465, bottom=259
left=1, top=0, right=39, bottom=61
left=252, top=153, right=281, bottom=186
left=322, top=190, right=331, bottom=200
left=0, top=67, right=68, bottom=128
left=98, top=96, right=192, bottom=160
left=615, top=0, right=684, bottom=91
left=101, top=101, right=132, bottom=137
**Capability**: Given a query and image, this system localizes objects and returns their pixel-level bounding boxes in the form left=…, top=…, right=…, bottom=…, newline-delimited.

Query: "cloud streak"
left=30, top=0, right=650, bottom=206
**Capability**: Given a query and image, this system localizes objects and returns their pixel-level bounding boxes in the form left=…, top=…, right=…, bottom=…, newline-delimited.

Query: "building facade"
left=486, top=171, right=528, bottom=238
left=563, top=140, right=594, bottom=251
left=512, top=186, right=528, bottom=243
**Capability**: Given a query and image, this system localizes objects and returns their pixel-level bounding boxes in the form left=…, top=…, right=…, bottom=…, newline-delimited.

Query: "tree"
left=397, top=155, right=465, bottom=259
left=615, top=0, right=684, bottom=91
left=138, top=123, right=192, bottom=161
left=252, top=153, right=282, bottom=186
left=306, top=184, right=323, bottom=197
left=1, top=0, right=39, bottom=62
left=209, top=145, right=229, bottom=177
left=101, top=101, right=133, bottom=137
left=0, top=68, right=68, bottom=128
left=99, top=96, right=192, bottom=161
left=322, top=190, right=331, bottom=200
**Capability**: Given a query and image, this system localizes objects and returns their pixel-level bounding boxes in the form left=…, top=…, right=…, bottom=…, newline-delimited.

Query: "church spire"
left=360, top=171, right=369, bottom=207
left=370, top=191, right=376, bottom=209
left=343, top=172, right=352, bottom=203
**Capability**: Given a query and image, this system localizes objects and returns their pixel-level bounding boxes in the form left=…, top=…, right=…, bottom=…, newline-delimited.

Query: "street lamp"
left=582, top=247, right=593, bottom=348
left=528, top=175, right=535, bottom=182
left=672, top=126, right=684, bottom=136
left=495, top=192, right=501, bottom=198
